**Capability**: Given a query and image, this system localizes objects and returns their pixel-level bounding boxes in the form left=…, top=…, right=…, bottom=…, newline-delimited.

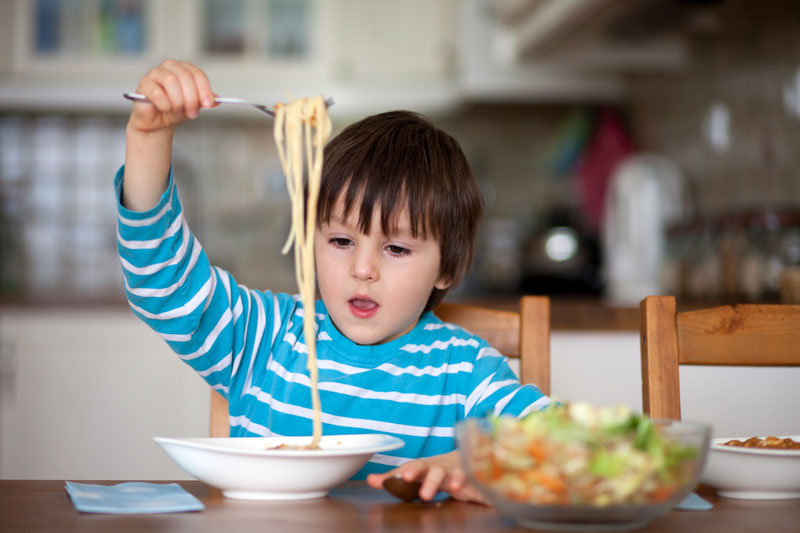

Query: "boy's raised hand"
left=367, top=450, right=489, bottom=505
left=123, top=60, right=217, bottom=211
left=128, top=59, right=218, bottom=134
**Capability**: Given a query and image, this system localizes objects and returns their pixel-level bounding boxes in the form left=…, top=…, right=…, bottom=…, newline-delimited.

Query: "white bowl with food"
left=700, top=435, right=800, bottom=499
left=457, top=403, right=711, bottom=531
left=154, top=434, right=404, bottom=500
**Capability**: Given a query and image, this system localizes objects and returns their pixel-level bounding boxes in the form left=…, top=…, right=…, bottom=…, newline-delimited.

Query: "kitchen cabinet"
left=459, top=0, right=689, bottom=103
left=0, top=308, right=209, bottom=480
left=1, top=0, right=692, bottom=115
left=0, top=0, right=460, bottom=116
left=488, top=0, right=689, bottom=67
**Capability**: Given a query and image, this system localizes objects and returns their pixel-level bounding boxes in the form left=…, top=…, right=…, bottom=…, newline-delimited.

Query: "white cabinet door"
left=335, top=0, right=458, bottom=83
left=0, top=309, right=209, bottom=480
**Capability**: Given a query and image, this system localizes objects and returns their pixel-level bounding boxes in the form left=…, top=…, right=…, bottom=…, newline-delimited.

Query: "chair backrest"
left=210, top=295, right=551, bottom=437
left=639, top=295, right=800, bottom=420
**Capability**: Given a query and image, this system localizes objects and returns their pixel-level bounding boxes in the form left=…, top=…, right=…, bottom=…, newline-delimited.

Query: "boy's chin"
left=349, top=330, right=389, bottom=346
left=343, top=325, right=402, bottom=346
left=330, top=311, right=418, bottom=346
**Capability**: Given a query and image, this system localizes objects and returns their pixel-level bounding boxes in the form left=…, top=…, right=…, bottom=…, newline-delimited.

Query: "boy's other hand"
left=366, top=450, right=489, bottom=505
left=128, top=60, right=218, bottom=134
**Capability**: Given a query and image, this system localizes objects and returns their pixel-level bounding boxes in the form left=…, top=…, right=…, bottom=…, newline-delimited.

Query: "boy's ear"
left=434, top=275, right=453, bottom=290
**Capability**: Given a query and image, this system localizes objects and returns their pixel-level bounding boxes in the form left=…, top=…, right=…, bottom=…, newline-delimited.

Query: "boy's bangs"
left=321, top=172, right=433, bottom=241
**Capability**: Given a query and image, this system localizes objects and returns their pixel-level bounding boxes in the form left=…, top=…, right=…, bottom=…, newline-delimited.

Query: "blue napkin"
left=65, top=481, right=205, bottom=514
left=674, top=492, right=713, bottom=511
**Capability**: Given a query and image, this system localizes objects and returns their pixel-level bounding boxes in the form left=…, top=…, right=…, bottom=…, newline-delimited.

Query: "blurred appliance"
left=602, top=154, right=687, bottom=305
left=520, top=209, right=602, bottom=295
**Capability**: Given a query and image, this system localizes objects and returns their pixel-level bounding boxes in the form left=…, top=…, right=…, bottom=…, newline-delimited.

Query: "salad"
left=465, top=403, right=699, bottom=507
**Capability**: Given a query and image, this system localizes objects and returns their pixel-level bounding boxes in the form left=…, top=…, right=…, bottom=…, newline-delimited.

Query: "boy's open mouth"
left=349, top=296, right=379, bottom=319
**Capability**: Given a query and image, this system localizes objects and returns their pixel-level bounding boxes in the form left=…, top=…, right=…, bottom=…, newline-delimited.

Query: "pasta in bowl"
left=700, top=435, right=800, bottom=499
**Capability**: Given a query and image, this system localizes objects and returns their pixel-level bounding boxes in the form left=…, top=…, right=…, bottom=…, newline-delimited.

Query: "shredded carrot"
left=523, top=470, right=566, bottom=494
left=526, top=440, right=546, bottom=463
left=490, top=456, right=503, bottom=480
left=650, top=485, right=675, bottom=502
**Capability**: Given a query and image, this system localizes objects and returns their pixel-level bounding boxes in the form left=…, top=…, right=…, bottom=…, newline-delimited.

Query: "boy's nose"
left=352, top=249, right=379, bottom=282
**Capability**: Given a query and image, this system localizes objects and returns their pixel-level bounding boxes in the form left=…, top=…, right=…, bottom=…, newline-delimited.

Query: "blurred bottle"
left=778, top=214, right=800, bottom=303
left=686, top=221, right=721, bottom=301
left=719, top=214, right=747, bottom=302
left=761, top=212, right=785, bottom=300
left=602, top=154, right=688, bottom=306
left=738, top=215, right=766, bottom=301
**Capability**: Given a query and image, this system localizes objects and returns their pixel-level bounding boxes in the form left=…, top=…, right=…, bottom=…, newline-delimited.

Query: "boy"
left=118, top=60, right=551, bottom=504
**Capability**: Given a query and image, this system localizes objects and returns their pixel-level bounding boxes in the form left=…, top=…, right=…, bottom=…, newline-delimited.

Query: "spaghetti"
left=273, top=95, right=332, bottom=449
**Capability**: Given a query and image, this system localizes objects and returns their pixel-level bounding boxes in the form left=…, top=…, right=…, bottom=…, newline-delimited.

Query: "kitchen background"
left=0, top=0, right=798, bottom=479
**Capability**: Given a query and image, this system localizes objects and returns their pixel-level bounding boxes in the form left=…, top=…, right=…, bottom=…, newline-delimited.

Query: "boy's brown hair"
left=318, top=111, right=483, bottom=312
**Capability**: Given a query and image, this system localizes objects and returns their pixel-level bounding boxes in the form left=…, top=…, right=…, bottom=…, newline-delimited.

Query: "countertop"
left=453, top=295, right=779, bottom=332
left=455, top=296, right=641, bottom=331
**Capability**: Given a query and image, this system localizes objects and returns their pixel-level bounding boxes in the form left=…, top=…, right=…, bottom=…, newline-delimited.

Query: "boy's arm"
left=118, top=60, right=277, bottom=401
left=123, top=59, right=217, bottom=211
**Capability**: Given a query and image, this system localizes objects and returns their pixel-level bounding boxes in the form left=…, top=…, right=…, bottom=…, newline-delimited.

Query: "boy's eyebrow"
left=325, top=214, right=419, bottom=240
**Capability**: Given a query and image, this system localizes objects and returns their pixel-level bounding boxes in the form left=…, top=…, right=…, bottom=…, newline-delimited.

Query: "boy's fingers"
left=365, top=472, right=388, bottom=489
left=161, top=61, right=200, bottom=118
left=136, top=78, right=171, bottom=113
left=398, top=463, right=426, bottom=482
left=418, top=466, right=446, bottom=501
left=149, top=68, right=185, bottom=114
left=448, top=469, right=467, bottom=491
left=149, top=61, right=198, bottom=113
left=463, top=486, right=490, bottom=505
left=184, top=62, right=216, bottom=108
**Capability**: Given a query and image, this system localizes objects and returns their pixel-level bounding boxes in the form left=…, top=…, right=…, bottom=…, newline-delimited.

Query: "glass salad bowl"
left=457, top=404, right=711, bottom=531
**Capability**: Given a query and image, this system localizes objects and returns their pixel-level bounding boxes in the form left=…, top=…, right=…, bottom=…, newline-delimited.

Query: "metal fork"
left=123, top=92, right=333, bottom=118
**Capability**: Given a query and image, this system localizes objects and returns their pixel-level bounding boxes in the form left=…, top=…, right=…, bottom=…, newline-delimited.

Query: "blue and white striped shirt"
left=114, top=166, right=551, bottom=478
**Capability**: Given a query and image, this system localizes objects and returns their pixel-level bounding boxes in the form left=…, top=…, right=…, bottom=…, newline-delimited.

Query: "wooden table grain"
left=1, top=480, right=798, bottom=532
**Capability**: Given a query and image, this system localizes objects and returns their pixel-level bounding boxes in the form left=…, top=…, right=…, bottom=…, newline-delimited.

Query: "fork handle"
left=123, top=92, right=331, bottom=116
left=123, top=92, right=274, bottom=115
left=124, top=92, right=230, bottom=105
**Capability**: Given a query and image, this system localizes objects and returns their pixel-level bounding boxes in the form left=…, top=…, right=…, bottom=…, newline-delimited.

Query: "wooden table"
left=1, top=480, right=798, bottom=532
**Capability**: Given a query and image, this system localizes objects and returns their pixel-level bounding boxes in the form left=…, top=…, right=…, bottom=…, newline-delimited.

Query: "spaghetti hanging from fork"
left=273, top=95, right=332, bottom=449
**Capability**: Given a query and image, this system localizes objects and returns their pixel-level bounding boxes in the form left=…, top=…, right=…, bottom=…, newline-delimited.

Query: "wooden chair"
left=639, top=295, right=800, bottom=420
left=210, top=296, right=551, bottom=437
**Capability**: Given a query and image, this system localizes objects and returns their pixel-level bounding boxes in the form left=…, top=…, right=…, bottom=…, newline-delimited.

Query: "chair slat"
left=521, top=296, right=550, bottom=396
left=210, top=389, right=229, bottom=438
left=678, top=305, right=800, bottom=365
left=640, top=296, right=682, bottom=420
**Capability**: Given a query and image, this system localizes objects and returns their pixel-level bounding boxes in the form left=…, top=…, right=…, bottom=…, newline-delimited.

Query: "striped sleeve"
left=114, top=165, right=288, bottom=401
left=463, top=341, right=551, bottom=419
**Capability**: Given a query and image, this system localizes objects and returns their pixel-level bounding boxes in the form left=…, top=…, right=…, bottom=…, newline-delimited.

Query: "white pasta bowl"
left=154, top=434, right=404, bottom=500
left=700, top=435, right=800, bottom=499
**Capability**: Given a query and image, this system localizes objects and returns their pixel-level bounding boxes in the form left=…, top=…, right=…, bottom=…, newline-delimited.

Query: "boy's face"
left=315, top=198, right=451, bottom=345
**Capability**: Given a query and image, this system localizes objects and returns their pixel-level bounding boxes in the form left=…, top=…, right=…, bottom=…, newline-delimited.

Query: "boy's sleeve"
left=464, top=342, right=552, bottom=419
left=114, top=165, right=286, bottom=400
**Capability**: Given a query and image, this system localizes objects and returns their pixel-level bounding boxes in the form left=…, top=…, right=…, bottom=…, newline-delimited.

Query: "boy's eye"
left=329, top=237, right=352, bottom=248
left=386, top=244, right=410, bottom=257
